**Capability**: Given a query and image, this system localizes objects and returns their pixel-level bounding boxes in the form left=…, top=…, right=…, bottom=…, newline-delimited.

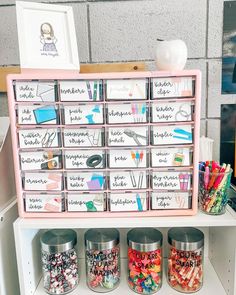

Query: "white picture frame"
left=16, top=1, right=80, bottom=71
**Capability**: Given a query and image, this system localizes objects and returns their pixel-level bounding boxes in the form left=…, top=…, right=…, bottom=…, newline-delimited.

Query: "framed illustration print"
left=16, top=1, right=80, bottom=70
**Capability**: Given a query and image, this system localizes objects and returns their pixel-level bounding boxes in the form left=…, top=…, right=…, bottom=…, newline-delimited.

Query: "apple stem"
left=156, top=38, right=164, bottom=41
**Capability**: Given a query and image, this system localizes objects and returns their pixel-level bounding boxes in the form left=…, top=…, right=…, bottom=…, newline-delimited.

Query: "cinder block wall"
left=0, top=0, right=236, bottom=160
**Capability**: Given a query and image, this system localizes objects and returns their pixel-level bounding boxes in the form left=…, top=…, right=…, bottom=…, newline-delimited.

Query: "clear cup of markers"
left=199, top=162, right=232, bottom=215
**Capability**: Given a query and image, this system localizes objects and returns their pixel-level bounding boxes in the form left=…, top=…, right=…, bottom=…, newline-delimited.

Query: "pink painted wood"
left=7, top=70, right=201, bottom=218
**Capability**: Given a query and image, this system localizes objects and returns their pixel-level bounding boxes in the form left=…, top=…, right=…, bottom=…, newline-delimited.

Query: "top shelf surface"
left=15, top=206, right=236, bottom=229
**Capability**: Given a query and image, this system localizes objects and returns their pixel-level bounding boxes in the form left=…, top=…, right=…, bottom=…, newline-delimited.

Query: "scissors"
left=124, top=129, right=147, bottom=145
left=173, top=128, right=192, bottom=141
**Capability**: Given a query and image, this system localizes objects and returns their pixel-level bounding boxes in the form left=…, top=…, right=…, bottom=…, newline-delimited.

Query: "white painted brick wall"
left=0, top=0, right=235, bottom=162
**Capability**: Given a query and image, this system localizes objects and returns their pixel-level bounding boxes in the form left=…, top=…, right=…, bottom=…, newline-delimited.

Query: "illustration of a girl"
left=40, top=23, right=57, bottom=52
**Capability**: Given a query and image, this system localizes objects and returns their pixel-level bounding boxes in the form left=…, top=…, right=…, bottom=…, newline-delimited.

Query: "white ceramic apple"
left=155, top=39, right=188, bottom=71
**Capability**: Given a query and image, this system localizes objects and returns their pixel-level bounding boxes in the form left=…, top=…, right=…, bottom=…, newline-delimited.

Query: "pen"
left=207, top=168, right=219, bottom=190
left=204, top=166, right=210, bottom=190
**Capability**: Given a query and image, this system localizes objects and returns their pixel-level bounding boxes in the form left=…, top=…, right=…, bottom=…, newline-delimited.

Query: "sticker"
left=109, top=171, right=147, bottom=190
left=151, top=148, right=191, bottom=167
left=106, top=79, right=147, bottom=100
left=151, top=77, right=193, bottom=99
left=24, top=193, right=63, bottom=212
left=109, top=149, right=147, bottom=168
left=63, top=104, right=104, bottom=125
left=152, top=171, right=191, bottom=190
left=108, top=126, right=148, bottom=147
left=66, top=172, right=105, bottom=191
left=20, top=151, right=62, bottom=171
left=60, top=80, right=101, bottom=101
left=151, top=101, right=192, bottom=123
left=107, top=103, right=147, bottom=124
left=151, top=192, right=191, bottom=209
left=18, top=129, right=59, bottom=148
left=67, top=193, right=105, bottom=212
left=64, top=150, right=105, bottom=169
left=152, top=125, right=193, bottom=145
left=109, top=192, right=148, bottom=212
left=18, top=105, right=58, bottom=125
left=24, top=172, right=62, bottom=191
left=63, top=128, right=104, bottom=147
left=15, top=82, right=55, bottom=102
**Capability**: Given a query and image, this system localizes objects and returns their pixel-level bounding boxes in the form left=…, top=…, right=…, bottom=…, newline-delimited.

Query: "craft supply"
left=85, top=228, right=120, bottom=292
left=138, top=172, right=144, bottom=189
left=40, top=229, right=78, bottom=294
left=130, top=171, right=137, bottom=188
left=199, top=161, right=232, bottom=215
left=127, top=228, right=163, bottom=294
left=124, top=128, right=147, bottom=145
left=168, top=227, right=204, bottom=293
left=86, top=154, right=103, bottom=168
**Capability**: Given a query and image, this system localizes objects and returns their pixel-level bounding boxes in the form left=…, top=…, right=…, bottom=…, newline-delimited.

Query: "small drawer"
left=106, top=102, right=148, bottom=124
left=14, top=81, right=56, bottom=102
left=151, top=101, right=193, bottom=123
left=151, top=191, right=192, bottom=210
left=108, top=149, right=148, bottom=169
left=62, top=104, right=104, bottom=125
left=67, top=193, right=106, bottom=212
left=24, top=192, right=65, bottom=212
left=109, top=192, right=148, bottom=212
left=151, top=125, right=193, bottom=145
left=16, top=104, right=59, bottom=125
left=18, top=128, right=60, bottom=149
left=20, top=150, right=62, bottom=171
left=23, top=172, right=63, bottom=191
left=107, top=126, right=148, bottom=147
left=66, top=171, right=106, bottom=191
left=63, top=127, right=105, bottom=147
left=59, top=80, right=102, bottom=102
left=105, top=78, right=148, bottom=100
left=151, top=170, right=192, bottom=190
left=109, top=170, right=147, bottom=190
left=151, top=147, right=193, bottom=167
left=64, top=149, right=106, bottom=169
left=151, top=76, right=194, bottom=99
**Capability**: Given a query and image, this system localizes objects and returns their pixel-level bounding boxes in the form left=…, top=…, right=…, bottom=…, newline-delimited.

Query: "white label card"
left=109, top=171, right=147, bottom=190
left=109, top=192, right=147, bottom=212
left=64, top=104, right=104, bottom=125
left=152, top=77, right=193, bottom=98
left=151, top=148, right=191, bottom=167
left=152, top=171, right=191, bottom=190
left=108, top=126, right=148, bottom=147
left=60, top=80, right=101, bottom=101
left=152, top=102, right=192, bottom=123
left=109, top=149, right=147, bottom=168
left=24, top=172, right=62, bottom=191
left=67, top=172, right=105, bottom=191
left=107, top=103, right=147, bottom=124
left=18, top=129, right=59, bottom=148
left=152, top=125, right=193, bottom=145
left=25, top=194, right=63, bottom=212
left=67, top=194, right=105, bottom=212
left=106, top=79, right=147, bottom=100
left=20, top=151, right=62, bottom=171
left=64, top=128, right=104, bottom=147
left=18, top=105, right=58, bottom=125
left=151, top=192, right=191, bottom=209
left=65, top=150, right=105, bottom=169
left=15, top=82, right=55, bottom=102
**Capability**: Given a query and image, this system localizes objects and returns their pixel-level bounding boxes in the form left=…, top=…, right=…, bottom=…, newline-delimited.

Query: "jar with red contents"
left=127, top=228, right=163, bottom=294
left=168, top=227, right=204, bottom=293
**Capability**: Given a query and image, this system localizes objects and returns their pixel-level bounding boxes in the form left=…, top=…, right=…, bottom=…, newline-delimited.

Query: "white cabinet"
left=14, top=206, right=236, bottom=295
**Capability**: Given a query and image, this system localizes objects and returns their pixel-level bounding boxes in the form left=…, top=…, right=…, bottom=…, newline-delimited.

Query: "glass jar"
left=168, top=227, right=204, bottom=293
left=85, top=228, right=120, bottom=292
left=40, top=229, right=78, bottom=295
left=127, top=228, right=163, bottom=294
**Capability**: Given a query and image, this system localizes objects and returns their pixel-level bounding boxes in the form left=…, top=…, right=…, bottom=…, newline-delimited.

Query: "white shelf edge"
left=34, top=258, right=226, bottom=295
left=15, top=206, right=236, bottom=229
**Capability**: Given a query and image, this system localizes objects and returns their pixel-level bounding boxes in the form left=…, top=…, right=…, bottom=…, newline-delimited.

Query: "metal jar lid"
left=85, top=228, right=120, bottom=251
left=127, top=228, right=163, bottom=252
left=40, top=229, right=77, bottom=254
left=168, top=227, right=204, bottom=251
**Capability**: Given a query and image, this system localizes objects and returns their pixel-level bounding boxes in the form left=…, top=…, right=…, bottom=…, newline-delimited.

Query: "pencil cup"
left=199, top=168, right=232, bottom=215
